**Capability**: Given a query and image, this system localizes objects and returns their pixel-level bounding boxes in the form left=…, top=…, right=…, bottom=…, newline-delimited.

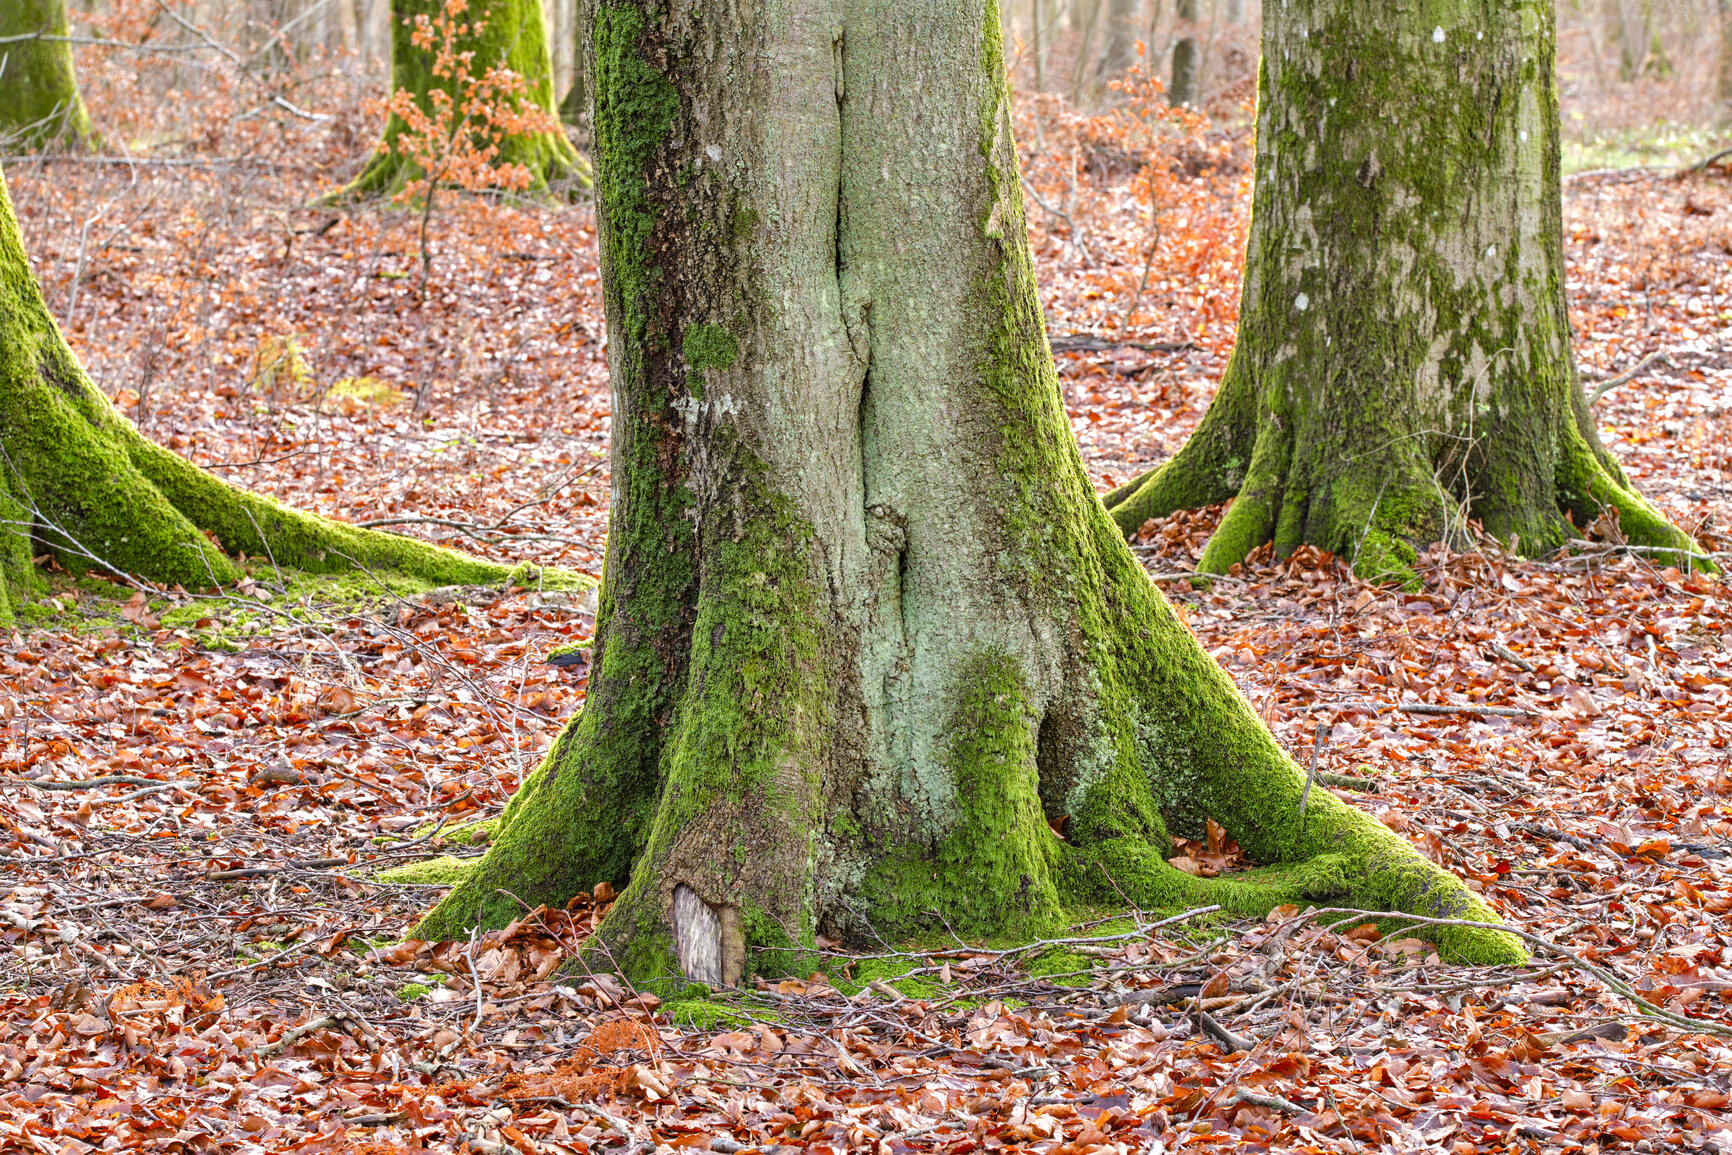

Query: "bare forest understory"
left=3, top=78, right=1732, bottom=1155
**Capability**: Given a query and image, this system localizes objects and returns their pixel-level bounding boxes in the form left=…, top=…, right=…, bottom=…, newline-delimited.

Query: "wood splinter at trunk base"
left=671, top=885, right=744, bottom=988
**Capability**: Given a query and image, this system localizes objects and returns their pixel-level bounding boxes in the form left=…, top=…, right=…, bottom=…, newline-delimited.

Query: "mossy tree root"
left=0, top=171, right=522, bottom=624
left=1100, top=360, right=1256, bottom=539
left=1100, top=363, right=1714, bottom=585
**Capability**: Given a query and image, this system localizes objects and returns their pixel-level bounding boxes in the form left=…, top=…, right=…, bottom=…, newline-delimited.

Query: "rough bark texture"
left=0, top=172, right=517, bottom=623
left=408, top=0, right=1523, bottom=979
left=0, top=0, right=92, bottom=150
left=1105, top=0, right=1711, bottom=582
left=346, top=0, right=581, bottom=198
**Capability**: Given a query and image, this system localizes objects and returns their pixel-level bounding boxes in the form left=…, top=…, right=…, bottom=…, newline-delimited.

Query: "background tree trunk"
left=1031, top=0, right=1045, bottom=90
left=0, top=172, right=517, bottom=623
left=1719, top=0, right=1732, bottom=117
left=410, top=0, right=1522, bottom=979
left=1168, top=0, right=1198, bottom=105
left=1104, top=0, right=1709, bottom=581
left=344, top=0, right=581, bottom=198
left=0, top=0, right=93, bottom=150
left=556, top=0, right=592, bottom=129
left=1098, top=0, right=1140, bottom=90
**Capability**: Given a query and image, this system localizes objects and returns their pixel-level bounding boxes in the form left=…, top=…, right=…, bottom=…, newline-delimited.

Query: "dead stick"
left=1195, top=1008, right=1254, bottom=1053
left=1232, top=1088, right=1313, bottom=1114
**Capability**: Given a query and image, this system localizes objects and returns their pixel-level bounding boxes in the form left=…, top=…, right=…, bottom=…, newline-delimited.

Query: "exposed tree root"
left=0, top=173, right=533, bottom=624
left=1101, top=381, right=1713, bottom=584
left=334, top=136, right=590, bottom=205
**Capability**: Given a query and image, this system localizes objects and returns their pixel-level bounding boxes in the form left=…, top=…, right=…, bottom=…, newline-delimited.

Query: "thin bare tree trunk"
left=1168, top=0, right=1197, bottom=105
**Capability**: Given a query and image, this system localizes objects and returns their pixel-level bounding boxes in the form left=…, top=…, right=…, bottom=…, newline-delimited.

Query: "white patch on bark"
left=671, top=393, right=740, bottom=429
left=672, top=884, right=722, bottom=985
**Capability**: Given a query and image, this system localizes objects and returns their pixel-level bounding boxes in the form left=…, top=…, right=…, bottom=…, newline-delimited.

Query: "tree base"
left=402, top=627, right=1526, bottom=976
left=1102, top=369, right=1714, bottom=585
left=331, top=132, right=592, bottom=205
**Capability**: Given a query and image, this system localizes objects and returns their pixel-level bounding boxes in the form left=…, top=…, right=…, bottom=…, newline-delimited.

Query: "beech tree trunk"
left=1105, top=0, right=1710, bottom=581
left=1098, top=0, right=1140, bottom=87
left=556, top=0, right=591, bottom=128
left=412, top=0, right=1522, bottom=980
left=0, top=172, right=516, bottom=623
left=345, top=0, right=580, bottom=197
left=0, top=0, right=92, bottom=149
left=1168, top=0, right=1198, bottom=105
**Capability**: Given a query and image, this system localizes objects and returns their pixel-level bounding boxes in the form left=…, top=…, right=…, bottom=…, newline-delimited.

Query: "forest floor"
left=2, top=91, right=1732, bottom=1155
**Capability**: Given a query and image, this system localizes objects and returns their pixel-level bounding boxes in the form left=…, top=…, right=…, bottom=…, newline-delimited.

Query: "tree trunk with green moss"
left=1104, top=0, right=1710, bottom=582
left=0, top=171, right=517, bottom=623
left=408, top=0, right=1523, bottom=983
left=345, top=0, right=580, bottom=197
left=0, top=0, right=93, bottom=150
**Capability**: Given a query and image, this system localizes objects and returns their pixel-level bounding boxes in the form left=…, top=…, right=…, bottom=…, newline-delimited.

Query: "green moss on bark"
left=962, top=28, right=1522, bottom=963
left=1098, top=2, right=1711, bottom=582
left=858, top=654, right=1067, bottom=939
left=0, top=0, right=92, bottom=150
left=402, top=0, right=1525, bottom=976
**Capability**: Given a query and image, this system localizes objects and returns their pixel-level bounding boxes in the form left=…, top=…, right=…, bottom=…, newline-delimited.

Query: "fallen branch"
left=1686, top=145, right=1732, bottom=175
left=1289, top=700, right=1533, bottom=718
left=1231, top=1087, right=1313, bottom=1114
left=1284, top=907, right=1732, bottom=1040
left=1049, top=334, right=1194, bottom=355
left=1585, top=352, right=1668, bottom=407
left=259, top=1016, right=343, bottom=1058
left=1483, top=641, right=1536, bottom=673
left=4, top=774, right=167, bottom=791
left=206, top=857, right=347, bottom=880
left=1512, top=822, right=1599, bottom=854
left=1195, top=1008, right=1255, bottom=1053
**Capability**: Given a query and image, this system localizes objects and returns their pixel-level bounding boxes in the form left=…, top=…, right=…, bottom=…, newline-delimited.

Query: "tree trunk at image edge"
left=1103, top=0, right=1711, bottom=583
left=345, top=0, right=581, bottom=197
left=0, top=0, right=93, bottom=150
left=0, top=172, right=520, bottom=622
left=408, top=0, right=1524, bottom=981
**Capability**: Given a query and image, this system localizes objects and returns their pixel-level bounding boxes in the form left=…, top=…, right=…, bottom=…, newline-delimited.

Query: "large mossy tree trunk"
left=0, top=172, right=515, bottom=623
left=1104, top=0, right=1710, bottom=582
left=0, top=0, right=93, bottom=150
left=345, top=0, right=580, bottom=198
left=412, top=0, right=1523, bottom=982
